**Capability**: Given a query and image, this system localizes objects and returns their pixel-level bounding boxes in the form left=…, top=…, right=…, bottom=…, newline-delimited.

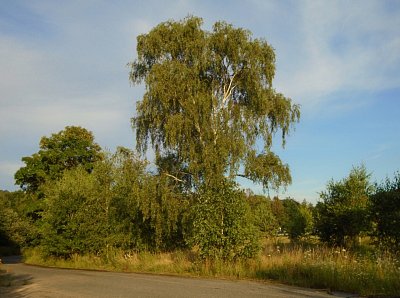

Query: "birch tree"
left=130, top=16, right=300, bottom=190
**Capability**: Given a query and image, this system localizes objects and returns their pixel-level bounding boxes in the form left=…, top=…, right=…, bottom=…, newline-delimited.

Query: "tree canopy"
left=15, top=126, right=103, bottom=193
left=370, top=172, right=400, bottom=251
left=315, top=165, right=373, bottom=246
left=129, top=16, right=300, bottom=190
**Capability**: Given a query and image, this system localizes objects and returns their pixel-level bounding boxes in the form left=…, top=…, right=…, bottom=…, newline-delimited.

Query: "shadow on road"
left=1, top=255, right=23, bottom=264
left=1, top=256, right=33, bottom=298
left=0, top=283, right=33, bottom=298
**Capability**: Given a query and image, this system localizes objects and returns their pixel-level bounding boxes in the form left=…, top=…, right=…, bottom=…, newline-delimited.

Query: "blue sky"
left=1, top=0, right=399, bottom=203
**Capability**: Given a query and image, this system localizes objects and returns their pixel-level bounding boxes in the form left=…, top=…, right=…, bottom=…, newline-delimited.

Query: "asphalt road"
left=0, top=256, right=337, bottom=298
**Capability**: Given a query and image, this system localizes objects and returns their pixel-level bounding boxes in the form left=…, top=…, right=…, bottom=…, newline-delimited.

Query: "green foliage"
left=41, top=166, right=114, bottom=257
left=281, top=199, right=299, bottom=236
left=188, top=180, right=260, bottom=260
left=282, top=199, right=314, bottom=241
left=298, top=202, right=314, bottom=238
left=128, top=16, right=299, bottom=261
left=315, top=165, right=373, bottom=246
left=271, top=196, right=286, bottom=230
left=0, top=190, right=36, bottom=249
left=40, top=147, right=189, bottom=257
left=109, top=148, right=189, bottom=251
left=370, top=171, right=400, bottom=252
left=12, top=126, right=104, bottom=250
left=15, top=126, right=103, bottom=193
left=246, top=195, right=279, bottom=237
left=129, top=16, right=299, bottom=190
left=268, top=197, right=314, bottom=240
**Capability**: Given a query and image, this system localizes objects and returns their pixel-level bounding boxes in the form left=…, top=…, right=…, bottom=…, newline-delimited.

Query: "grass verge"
left=23, top=244, right=400, bottom=297
left=256, top=245, right=400, bottom=296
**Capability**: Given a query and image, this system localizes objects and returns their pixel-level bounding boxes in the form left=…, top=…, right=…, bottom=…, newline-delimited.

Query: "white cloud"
left=0, top=94, right=133, bottom=139
left=365, top=143, right=391, bottom=161
left=273, top=0, right=400, bottom=112
left=0, top=36, right=54, bottom=106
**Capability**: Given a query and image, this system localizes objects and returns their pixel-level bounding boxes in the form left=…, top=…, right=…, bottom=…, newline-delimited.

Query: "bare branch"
left=163, top=172, right=184, bottom=182
left=223, top=73, right=236, bottom=104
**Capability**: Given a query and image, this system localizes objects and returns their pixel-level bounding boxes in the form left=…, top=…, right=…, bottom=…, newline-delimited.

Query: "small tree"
left=315, top=165, right=373, bottom=247
left=271, top=196, right=285, bottom=233
left=41, top=166, right=109, bottom=257
left=247, top=194, right=279, bottom=238
left=188, top=180, right=260, bottom=260
left=370, top=171, right=400, bottom=252
left=282, top=199, right=314, bottom=241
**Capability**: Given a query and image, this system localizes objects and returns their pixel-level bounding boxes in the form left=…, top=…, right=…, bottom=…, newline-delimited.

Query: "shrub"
left=188, top=180, right=260, bottom=260
left=370, top=172, right=400, bottom=252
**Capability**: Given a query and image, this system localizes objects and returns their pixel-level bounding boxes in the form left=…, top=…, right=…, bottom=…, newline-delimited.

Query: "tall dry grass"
left=23, top=239, right=400, bottom=296
left=255, top=241, right=400, bottom=296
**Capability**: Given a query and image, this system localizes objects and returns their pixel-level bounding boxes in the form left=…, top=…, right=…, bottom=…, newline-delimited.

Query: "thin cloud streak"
left=274, top=0, right=400, bottom=113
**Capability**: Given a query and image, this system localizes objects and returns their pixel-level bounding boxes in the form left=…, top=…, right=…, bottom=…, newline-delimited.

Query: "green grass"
left=23, top=241, right=400, bottom=297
